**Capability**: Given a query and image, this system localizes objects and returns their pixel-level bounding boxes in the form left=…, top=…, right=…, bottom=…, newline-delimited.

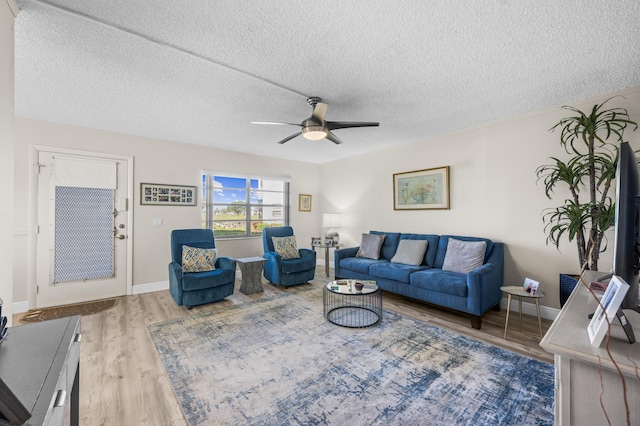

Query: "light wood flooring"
left=14, top=268, right=554, bottom=425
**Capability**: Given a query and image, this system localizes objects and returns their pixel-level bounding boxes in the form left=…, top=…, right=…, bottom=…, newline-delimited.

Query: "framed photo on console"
left=587, top=275, right=629, bottom=346
left=393, top=166, right=450, bottom=210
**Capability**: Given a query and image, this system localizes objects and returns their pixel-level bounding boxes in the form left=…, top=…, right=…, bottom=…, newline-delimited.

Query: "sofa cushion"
left=182, top=245, right=217, bottom=272
left=391, top=239, right=428, bottom=265
left=340, top=257, right=384, bottom=274
left=272, top=236, right=301, bottom=260
left=369, top=262, right=427, bottom=283
left=356, top=233, right=386, bottom=259
left=435, top=235, right=494, bottom=268
left=399, top=234, right=440, bottom=266
left=410, top=269, right=468, bottom=297
left=370, top=231, right=402, bottom=260
left=442, top=238, right=487, bottom=274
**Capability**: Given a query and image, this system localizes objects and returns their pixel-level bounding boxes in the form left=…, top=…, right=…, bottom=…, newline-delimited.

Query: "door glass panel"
left=53, top=186, right=115, bottom=283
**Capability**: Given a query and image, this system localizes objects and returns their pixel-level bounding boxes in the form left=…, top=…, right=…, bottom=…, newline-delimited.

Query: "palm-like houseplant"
left=536, top=98, right=637, bottom=279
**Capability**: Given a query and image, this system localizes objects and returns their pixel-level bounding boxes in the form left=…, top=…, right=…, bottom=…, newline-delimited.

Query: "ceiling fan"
left=251, top=97, right=379, bottom=145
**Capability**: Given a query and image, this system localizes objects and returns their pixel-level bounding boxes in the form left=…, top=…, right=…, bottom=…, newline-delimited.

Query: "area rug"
left=20, top=297, right=118, bottom=323
left=148, top=288, right=554, bottom=425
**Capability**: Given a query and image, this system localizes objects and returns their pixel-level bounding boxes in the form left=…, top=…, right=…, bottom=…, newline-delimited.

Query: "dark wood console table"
left=0, top=316, right=81, bottom=426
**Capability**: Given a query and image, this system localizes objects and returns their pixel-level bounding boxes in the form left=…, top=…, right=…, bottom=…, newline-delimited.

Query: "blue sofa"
left=334, top=231, right=504, bottom=329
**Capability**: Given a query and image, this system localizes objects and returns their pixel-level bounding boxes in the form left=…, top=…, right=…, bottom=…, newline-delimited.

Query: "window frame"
left=202, top=172, right=290, bottom=239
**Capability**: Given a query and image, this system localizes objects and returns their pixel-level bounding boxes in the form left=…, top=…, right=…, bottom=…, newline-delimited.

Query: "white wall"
left=11, top=89, right=640, bottom=311
left=319, top=88, right=640, bottom=308
left=13, top=119, right=322, bottom=304
left=1, top=0, right=17, bottom=325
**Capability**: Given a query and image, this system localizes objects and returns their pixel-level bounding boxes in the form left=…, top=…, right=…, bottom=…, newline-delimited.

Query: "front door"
left=35, top=151, right=130, bottom=308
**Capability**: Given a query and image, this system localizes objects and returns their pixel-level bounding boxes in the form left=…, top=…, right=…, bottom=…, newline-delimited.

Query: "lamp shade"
left=322, top=213, right=341, bottom=228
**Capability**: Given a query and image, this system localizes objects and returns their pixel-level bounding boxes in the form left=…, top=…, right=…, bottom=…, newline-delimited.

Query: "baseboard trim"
left=501, top=296, right=560, bottom=321
left=12, top=300, right=29, bottom=314
left=132, top=280, right=169, bottom=295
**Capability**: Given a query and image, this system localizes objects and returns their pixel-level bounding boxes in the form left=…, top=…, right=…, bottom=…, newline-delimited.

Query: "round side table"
left=500, top=286, right=546, bottom=339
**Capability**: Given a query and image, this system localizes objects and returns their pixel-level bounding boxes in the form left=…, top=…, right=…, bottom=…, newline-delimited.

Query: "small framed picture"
left=311, top=237, right=322, bottom=246
left=524, top=277, right=540, bottom=295
left=587, top=275, right=630, bottom=346
left=299, top=194, right=312, bottom=212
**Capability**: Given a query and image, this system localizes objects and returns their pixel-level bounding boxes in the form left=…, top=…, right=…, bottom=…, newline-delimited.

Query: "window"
left=202, top=172, right=289, bottom=238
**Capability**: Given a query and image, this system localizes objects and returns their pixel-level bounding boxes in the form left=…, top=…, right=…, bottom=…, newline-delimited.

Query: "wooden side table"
left=500, top=286, right=546, bottom=339
left=237, top=257, right=267, bottom=295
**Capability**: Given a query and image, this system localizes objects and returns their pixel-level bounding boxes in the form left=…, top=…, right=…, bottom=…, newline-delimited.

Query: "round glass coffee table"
left=323, top=280, right=382, bottom=328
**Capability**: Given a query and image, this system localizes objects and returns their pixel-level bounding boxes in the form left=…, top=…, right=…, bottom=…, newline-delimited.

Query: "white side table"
left=500, top=285, right=546, bottom=339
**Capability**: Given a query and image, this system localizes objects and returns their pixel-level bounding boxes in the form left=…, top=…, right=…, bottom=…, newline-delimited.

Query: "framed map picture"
left=393, top=166, right=450, bottom=210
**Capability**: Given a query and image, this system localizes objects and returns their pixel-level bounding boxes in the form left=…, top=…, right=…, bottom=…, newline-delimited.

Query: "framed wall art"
left=140, top=183, right=197, bottom=206
left=393, top=166, right=450, bottom=210
left=299, top=194, right=312, bottom=212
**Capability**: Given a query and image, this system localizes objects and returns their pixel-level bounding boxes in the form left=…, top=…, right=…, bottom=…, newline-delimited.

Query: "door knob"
left=117, top=235, right=126, bottom=240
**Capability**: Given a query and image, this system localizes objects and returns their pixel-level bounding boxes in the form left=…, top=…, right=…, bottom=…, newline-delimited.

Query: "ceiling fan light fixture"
left=302, top=126, right=328, bottom=140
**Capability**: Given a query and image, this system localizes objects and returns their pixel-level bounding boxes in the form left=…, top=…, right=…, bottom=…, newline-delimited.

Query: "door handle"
left=117, top=235, right=126, bottom=240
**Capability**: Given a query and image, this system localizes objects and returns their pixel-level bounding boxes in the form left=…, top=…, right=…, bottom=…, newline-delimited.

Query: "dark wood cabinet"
left=0, top=316, right=81, bottom=426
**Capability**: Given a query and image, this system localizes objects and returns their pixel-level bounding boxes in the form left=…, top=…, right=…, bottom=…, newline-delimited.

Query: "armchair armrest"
left=216, top=256, right=237, bottom=271
left=299, top=248, right=316, bottom=260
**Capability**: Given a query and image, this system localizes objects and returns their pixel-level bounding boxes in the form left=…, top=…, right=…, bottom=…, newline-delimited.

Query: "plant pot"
left=559, top=273, right=579, bottom=307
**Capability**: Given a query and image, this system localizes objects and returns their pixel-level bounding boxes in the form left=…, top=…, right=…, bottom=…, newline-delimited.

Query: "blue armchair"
left=168, top=229, right=236, bottom=308
left=262, top=226, right=316, bottom=286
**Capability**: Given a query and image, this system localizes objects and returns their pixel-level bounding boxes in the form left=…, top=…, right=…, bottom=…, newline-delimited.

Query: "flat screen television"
left=612, top=141, right=640, bottom=312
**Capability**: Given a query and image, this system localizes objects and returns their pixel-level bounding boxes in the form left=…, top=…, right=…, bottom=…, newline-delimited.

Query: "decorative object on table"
left=140, top=183, right=197, bottom=206
left=322, top=212, right=341, bottom=244
left=311, top=237, right=322, bottom=246
left=523, top=277, right=540, bottom=295
left=298, top=194, right=312, bottom=212
left=148, top=288, right=554, bottom=425
left=535, top=98, right=637, bottom=301
left=354, top=282, right=364, bottom=292
left=393, top=166, right=450, bottom=210
left=587, top=275, right=630, bottom=346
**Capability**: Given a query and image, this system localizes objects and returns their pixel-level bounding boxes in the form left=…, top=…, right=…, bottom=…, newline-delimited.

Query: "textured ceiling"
left=14, top=0, right=640, bottom=164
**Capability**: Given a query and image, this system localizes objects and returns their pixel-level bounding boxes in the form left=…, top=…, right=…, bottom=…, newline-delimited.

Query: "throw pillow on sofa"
left=442, top=238, right=486, bottom=274
left=182, top=245, right=217, bottom=272
left=356, top=233, right=386, bottom=260
left=391, top=239, right=428, bottom=266
left=271, top=235, right=301, bottom=259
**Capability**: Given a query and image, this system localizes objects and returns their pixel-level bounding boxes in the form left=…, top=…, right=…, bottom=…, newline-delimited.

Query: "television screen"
left=612, top=141, right=640, bottom=311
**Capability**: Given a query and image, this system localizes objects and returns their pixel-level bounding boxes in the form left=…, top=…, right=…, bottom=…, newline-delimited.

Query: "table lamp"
left=323, top=212, right=341, bottom=245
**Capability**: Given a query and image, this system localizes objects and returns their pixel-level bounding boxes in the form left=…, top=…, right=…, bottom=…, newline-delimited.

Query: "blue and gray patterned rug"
left=148, top=287, right=554, bottom=425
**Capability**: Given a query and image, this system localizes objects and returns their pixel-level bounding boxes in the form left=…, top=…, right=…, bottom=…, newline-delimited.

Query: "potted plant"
left=536, top=97, right=637, bottom=306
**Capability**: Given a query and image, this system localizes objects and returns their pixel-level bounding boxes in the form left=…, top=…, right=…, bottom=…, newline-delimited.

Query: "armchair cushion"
left=271, top=236, right=301, bottom=260
left=182, top=245, right=217, bottom=272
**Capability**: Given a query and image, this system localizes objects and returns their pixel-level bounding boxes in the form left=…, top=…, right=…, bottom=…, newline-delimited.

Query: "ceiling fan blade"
left=326, top=121, right=379, bottom=130
left=277, top=132, right=302, bottom=144
left=325, top=131, right=344, bottom=145
left=325, top=121, right=380, bottom=130
left=251, top=121, right=302, bottom=127
left=311, top=102, right=328, bottom=124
